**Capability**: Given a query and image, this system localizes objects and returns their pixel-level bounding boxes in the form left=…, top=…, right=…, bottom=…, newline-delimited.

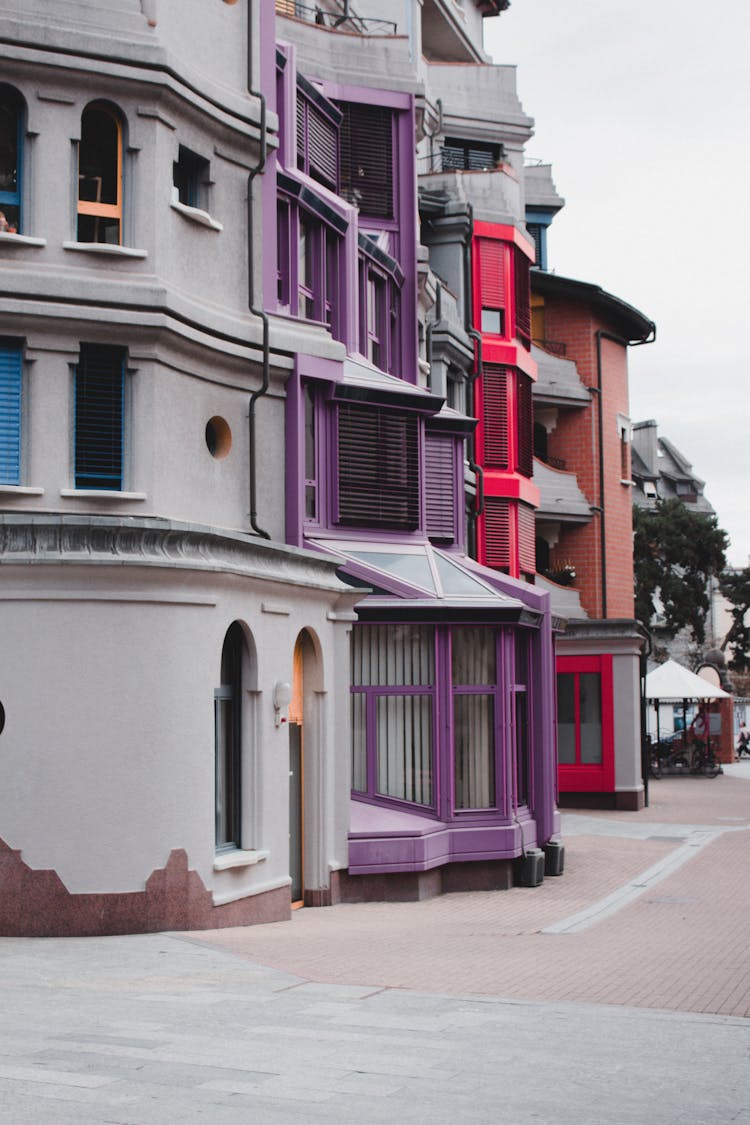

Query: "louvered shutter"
left=308, top=104, right=338, bottom=189
left=339, top=102, right=394, bottom=219
left=478, top=238, right=506, bottom=310
left=517, top=503, right=536, bottom=574
left=337, top=403, right=419, bottom=529
left=516, top=371, right=533, bottom=478
left=75, top=345, right=125, bottom=490
left=0, top=344, right=22, bottom=485
left=514, top=247, right=531, bottom=348
left=484, top=497, right=511, bottom=569
left=295, top=91, right=305, bottom=171
left=482, top=364, right=509, bottom=469
left=424, top=432, right=456, bottom=542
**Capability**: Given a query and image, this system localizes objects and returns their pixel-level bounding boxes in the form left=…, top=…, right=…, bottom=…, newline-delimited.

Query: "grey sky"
left=484, top=0, right=750, bottom=566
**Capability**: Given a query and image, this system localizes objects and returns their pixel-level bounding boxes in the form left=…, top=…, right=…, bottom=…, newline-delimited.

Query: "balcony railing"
left=275, top=1, right=397, bottom=35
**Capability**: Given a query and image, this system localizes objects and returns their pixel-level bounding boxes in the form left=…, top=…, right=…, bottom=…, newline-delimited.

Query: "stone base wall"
left=330, top=859, right=514, bottom=904
left=0, top=841, right=291, bottom=937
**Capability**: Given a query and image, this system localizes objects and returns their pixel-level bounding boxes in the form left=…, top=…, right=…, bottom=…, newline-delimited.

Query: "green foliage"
left=719, top=567, right=750, bottom=671
left=633, top=498, right=728, bottom=644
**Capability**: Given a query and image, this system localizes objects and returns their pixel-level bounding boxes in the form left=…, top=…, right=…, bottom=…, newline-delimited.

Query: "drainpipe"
left=247, top=4, right=271, bottom=539
left=462, top=204, right=484, bottom=522
left=594, top=323, right=655, bottom=616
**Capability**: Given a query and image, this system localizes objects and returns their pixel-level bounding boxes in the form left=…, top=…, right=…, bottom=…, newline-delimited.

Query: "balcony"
left=275, top=1, right=396, bottom=35
left=533, top=458, right=592, bottom=524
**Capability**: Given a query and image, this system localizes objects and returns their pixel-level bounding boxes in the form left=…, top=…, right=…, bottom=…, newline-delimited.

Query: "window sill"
left=62, top=241, right=147, bottom=259
left=60, top=489, right=147, bottom=501
left=0, top=484, right=44, bottom=495
left=213, top=848, right=269, bottom=871
left=0, top=232, right=46, bottom=247
left=170, top=199, right=223, bottom=232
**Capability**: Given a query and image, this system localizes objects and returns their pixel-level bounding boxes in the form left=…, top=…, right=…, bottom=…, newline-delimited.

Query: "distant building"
left=631, top=421, right=714, bottom=514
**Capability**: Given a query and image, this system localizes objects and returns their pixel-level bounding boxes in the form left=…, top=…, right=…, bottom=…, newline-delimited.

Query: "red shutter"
left=517, top=502, right=536, bottom=574
left=337, top=403, right=419, bottom=529
left=424, top=432, right=456, bottom=543
left=479, top=239, right=506, bottom=309
left=516, top=371, right=533, bottom=478
left=484, top=497, right=511, bottom=568
left=482, top=364, right=509, bottom=469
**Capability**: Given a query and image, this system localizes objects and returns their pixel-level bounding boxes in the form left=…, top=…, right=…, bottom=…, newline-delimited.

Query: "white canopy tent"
left=645, top=659, right=730, bottom=753
left=645, top=659, right=730, bottom=702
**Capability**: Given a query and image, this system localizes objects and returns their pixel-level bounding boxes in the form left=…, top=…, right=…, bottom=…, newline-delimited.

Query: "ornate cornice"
left=0, top=515, right=354, bottom=595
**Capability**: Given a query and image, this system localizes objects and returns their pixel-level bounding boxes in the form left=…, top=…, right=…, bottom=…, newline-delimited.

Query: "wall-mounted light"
left=273, top=681, right=292, bottom=728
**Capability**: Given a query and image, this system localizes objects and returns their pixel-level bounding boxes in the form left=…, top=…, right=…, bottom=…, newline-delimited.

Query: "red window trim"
left=556, top=654, right=615, bottom=793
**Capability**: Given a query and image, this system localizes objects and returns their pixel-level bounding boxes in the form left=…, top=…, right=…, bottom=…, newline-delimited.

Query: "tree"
left=719, top=567, right=750, bottom=671
left=633, top=498, right=728, bottom=644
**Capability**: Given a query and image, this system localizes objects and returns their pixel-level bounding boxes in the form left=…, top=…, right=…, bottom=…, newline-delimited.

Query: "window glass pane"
left=352, top=623, right=434, bottom=686
left=76, top=214, right=120, bottom=245
left=0, top=89, right=19, bottom=196
left=351, top=692, right=367, bottom=792
left=580, top=672, right=603, bottom=764
left=452, top=627, right=495, bottom=685
left=434, top=554, right=494, bottom=597
left=277, top=200, right=290, bottom=306
left=348, top=550, right=436, bottom=593
left=481, top=308, right=504, bottom=335
left=376, top=694, right=432, bottom=805
left=557, top=671, right=576, bottom=764
left=79, top=108, right=119, bottom=205
left=454, top=693, right=495, bottom=808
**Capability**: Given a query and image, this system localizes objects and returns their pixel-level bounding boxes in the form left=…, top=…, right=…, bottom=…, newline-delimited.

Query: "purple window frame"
left=278, top=191, right=344, bottom=339
left=358, top=245, right=403, bottom=375
left=351, top=624, right=534, bottom=820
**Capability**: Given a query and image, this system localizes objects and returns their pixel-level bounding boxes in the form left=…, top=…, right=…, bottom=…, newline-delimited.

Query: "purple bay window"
left=352, top=622, right=535, bottom=818
left=337, top=402, right=419, bottom=531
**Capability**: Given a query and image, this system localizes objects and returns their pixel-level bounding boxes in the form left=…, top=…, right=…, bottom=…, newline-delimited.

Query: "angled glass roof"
left=315, top=539, right=519, bottom=605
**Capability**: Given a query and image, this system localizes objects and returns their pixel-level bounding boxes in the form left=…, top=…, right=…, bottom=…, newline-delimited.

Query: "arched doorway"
left=289, top=629, right=321, bottom=905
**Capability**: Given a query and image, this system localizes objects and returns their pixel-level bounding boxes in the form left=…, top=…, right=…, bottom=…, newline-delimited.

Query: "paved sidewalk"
left=195, top=770, right=750, bottom=1016
left=0, top=768, right=748, bottom=1123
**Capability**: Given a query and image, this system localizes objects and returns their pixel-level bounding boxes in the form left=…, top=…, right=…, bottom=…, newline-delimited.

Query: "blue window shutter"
left=0, top=345, right=22, bottom=485
left=75, top=345, right=125, bottom=490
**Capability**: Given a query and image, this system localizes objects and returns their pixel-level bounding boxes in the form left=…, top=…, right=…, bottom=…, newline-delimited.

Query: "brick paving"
left=195, top=771, right=750, bottom=1017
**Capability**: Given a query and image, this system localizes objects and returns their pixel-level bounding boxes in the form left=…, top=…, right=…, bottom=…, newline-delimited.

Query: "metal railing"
left=275, top=1, right=397, bottom=35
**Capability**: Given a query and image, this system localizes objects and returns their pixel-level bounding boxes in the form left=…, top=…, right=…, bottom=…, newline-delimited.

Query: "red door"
left=556, top=655, right=614, bottom=792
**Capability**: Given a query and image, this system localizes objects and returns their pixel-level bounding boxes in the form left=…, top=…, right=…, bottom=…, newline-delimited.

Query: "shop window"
left=215, top=623, right=244, bottom=851
left=351, top=623, right=435, bottom=807
left=74, top=344, right=125, bottom=490
left=452, top=627, right=497, bottom=809
left=77, top=103, right=123, bottom=244
left=0, top=85, right=23, bottom=233
left=513, top=631, right=530, bottom=805
left=173, top=145, right=210, bottom=210
left=0, top=340, right=22, bottom=485
left=337, top=402, right=419, bottom=530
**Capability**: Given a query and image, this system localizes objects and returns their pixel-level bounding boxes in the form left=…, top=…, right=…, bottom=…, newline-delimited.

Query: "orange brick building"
left=531, top=270, right=655, bottom=808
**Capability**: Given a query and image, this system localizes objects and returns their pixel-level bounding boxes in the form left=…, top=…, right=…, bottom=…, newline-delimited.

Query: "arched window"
left=0, top=85, right=24, bottom=233
left=214, top=623, right=245, bottom=851
left=78, top=103, right=122, bottom=244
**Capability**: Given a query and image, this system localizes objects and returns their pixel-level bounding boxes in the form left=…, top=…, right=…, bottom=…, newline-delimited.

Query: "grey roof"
left=631, top=421, right=714, bottom=515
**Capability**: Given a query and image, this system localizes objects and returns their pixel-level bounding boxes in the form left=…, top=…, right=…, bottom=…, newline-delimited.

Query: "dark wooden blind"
left=0, top=343, right=22, bottom=485
left=424, top=432, right=456, bottom=543
left=339, top=102, right=394, bottom=219
left=75, top=344, right=125, bottom=490
left=482, top=364, right=509, bottom=469
left=516, top=371, right=533, bottom=478
left=514, top=246, right=531, bottom=348
left=296, top=89, right=339, bottom=190
left=484, top=497, right=511, bottom=569
left=337, top=403, right=419, bottom=529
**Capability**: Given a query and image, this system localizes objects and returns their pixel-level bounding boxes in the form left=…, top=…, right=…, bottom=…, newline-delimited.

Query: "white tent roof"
left=645, top=659, right=730, bottom=701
